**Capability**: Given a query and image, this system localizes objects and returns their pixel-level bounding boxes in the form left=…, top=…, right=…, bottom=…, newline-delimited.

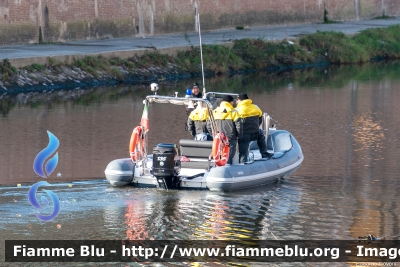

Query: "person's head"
left=237, top=93, right=249, bottom=103
left=222, top=95, right=234, bottom=106
left=192, top=82, right=200, bottom=96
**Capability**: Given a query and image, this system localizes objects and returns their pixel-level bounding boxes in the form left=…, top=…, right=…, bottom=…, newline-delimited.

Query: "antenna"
left=197, top=12, right=206, bottom=96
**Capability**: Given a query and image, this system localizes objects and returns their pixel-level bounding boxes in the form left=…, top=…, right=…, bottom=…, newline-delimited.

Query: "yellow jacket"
left=235, top=99, right=262, bottom=118
left=187, top=108, right=210, bottom=136
left=189, top=107, right=209, bottom=121
left=207, top=101, right=242, bottom=140
left=235, top=99, right=263, bottom=135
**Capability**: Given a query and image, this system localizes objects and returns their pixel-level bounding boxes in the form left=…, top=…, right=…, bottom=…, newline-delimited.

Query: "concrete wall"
left=0, top=0, right=399, bottom=45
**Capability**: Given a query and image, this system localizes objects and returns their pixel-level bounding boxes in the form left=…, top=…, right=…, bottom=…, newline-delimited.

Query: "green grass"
left=177, top=45, right=243, bottom=74
left=140, top=52, right=171, bottom=67
left=299, top=31, right=370, bottom=64
left=32, top=63, right=44, bottom=71
left=0, top=59, right=17, bottom=80
left=48, top=57, right=56, bottom=66
left=352, top=25, right=400, bottom=59
left=233, top=38, right=313, bottom=69
left=71, top=55, right=112, bottom=77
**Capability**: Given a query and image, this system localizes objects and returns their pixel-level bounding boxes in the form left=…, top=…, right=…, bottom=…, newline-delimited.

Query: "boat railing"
left=145, top=95, right=219, bottom=137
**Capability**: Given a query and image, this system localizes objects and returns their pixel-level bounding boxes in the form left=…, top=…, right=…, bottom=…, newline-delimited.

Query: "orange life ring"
left=129, top=126, right=145, bottom=161
left=211, top=132, right=230, bottom=166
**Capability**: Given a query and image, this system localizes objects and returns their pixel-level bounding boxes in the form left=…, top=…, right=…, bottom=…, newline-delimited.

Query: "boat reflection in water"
left=191, top=185, right=296, bottom=241
left=102, top=182, right=302, bottom=241
left=124, top=200, right=151, bottom=240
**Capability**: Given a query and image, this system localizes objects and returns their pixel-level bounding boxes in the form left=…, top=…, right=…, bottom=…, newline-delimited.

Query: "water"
left=1, top=62, right=400, bottom=266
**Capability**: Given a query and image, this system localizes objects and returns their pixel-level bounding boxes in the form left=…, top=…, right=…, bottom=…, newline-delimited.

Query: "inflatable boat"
left=104, top=86, right=303, bottom=191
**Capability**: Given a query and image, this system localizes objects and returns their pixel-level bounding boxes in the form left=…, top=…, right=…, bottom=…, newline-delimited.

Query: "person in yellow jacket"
left=207, top=95, right=242, bottom=164
left=187, top=101, right=213, bottom=141
left=235, top=93, right=269, bottom=163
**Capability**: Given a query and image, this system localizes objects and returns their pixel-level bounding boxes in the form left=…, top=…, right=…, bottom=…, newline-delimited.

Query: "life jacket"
left=236, top=99, right=263, bottom=136
left=212, top=101, right=242, bottom=140
left=236, top=99, right=262, bottom=118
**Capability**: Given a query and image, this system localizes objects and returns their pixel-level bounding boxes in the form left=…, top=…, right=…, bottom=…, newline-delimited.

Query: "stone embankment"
left=0, top=60, right=189, bottom=94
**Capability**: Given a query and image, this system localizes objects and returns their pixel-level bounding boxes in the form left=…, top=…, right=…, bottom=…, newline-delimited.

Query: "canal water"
left=1, top=61, right=400, bottom=266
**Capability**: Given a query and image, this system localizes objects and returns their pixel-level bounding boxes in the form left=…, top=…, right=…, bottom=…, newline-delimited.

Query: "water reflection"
left=124, top=200, right=150, bottom=240
left=1, top=61, right=400, bottom=117
left=1, top=61, right=400, bottom=186
left=103, top=182, right=304, bottom=242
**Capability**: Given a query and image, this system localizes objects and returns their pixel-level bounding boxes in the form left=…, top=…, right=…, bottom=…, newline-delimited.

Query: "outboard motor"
left=152, top=143, right=180, bottom=189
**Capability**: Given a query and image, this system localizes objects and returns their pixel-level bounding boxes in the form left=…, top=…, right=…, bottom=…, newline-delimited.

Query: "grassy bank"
left=1, top=24, right=400, bottom=90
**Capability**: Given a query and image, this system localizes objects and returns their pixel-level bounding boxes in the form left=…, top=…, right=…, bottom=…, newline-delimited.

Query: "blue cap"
left=186, top=89, right=192, bottom=96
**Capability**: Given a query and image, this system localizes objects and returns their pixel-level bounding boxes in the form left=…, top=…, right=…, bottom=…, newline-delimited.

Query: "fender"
left=211, top=132, right=230, bottom=166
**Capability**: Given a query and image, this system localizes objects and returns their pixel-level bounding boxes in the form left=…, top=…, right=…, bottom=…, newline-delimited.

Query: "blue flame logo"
left=33, top=131, right=59, bottom=178
left=29, top=131, right=60, bottom=221
left=28, top=181, right=60, bottom=221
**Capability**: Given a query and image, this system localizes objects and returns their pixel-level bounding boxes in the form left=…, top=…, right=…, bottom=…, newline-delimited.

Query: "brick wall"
left=0, top=0, right=399, bottom=45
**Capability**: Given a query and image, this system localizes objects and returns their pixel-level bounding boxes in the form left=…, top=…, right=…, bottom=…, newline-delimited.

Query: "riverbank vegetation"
left=0, top=24, right=400, bottom=91
left=2, top=60, right=400, bottom=116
